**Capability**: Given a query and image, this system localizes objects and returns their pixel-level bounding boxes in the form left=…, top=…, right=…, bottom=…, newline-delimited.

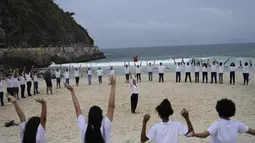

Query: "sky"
left=54, top=0, right=255, bottom=49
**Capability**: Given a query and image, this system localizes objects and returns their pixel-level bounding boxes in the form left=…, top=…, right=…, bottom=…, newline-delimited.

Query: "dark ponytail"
left=85, top=106, right=104, bottom=143
left=22, top=116, right=41, bottom=143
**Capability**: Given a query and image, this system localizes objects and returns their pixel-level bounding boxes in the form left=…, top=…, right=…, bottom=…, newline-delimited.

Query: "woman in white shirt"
left=19, top=68, right=26, bottom=98
left=201, top=60, right=209, bottom=83
left=214, top=59, right=229, bottom=84
left=87, top=67, right=92, bottom=85
left=190, top=98, right=255, bottom=142
left=6, top=72, right=14, bottom=100
left=182, top=59, right=193, bottom=83
left=147, top=60, right=155, bottom=81
left=64, top=76, right=116, bottom=143
left=134, top=61, right=142, bottom=82
left=25, top=66, right=35, bottom=96
left=73, top=65, right=82, bottom=86
left=208, top=60, right=218, bottom=84
left=194, top=60, right=201, bottom=83
left=240, top=60, right=252, bottom=85
left=140, top=99, right=194, bottom=143
left=109, top=66, right=115, bottom=77
left=0, top=73, right=4, bottom=106
left=33, top=71, right=40, bottom=95
left=64, top=69, right=70, bottom=85
left=229, top=62, right=236, bottom=85
left=124, top=61, right=130, bottom=83
left=54, top=68, right=61, bottom=88
left=8, top=96, right=47, bottom=143
left=13, top=71, right=20, bottom=100
left=173, top=58, right=182, bottom=83
left=154, top=62, right=170, bottom=83
left=97, top=67, right=103, bottom=84
left=129, top=72, right=139, bottom=113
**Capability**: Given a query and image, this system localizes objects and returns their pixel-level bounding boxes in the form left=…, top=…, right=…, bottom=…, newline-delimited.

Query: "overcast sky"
left=54, top=0, right=255, bottom=49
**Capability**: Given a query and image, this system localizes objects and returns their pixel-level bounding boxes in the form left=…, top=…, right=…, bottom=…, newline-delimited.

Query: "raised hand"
left=186, top=131, right=194, bottom=137
left=143, top=114, right=150, bottom=123
left=7, top=95, right=17, bottom=103
left=64, top=83, right=74, bottom=92
left=35, top=98, right=46, bottom=104
left=180, top=108, right=189, bottom=119
left=109, top=76, right=116, bottom=86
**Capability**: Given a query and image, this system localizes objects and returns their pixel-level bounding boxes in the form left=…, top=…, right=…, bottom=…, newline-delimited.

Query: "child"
left=190, top=98, right=255, bottom=142
left=140, top=99, right=194, bottom=143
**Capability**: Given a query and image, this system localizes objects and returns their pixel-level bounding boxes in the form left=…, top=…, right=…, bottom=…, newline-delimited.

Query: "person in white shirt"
left=109, top=66, right=115, bottom=77
left=229, top=62, right=236, bottom=85
left=25, top=66, right=35, bottom=96
left=129, top=72, right=139, bottom=113
left=124, top=61, right=130, bottom=83
left=214, top=59, right=229, bottom=84
left=33, top=71, right=40, bottom=95
left=240, top=60, right=252, bottom=85
left=13, top=71, right=20, bottom=100
left=87, top=67, right=92, bottom=85
left=173, top=58, right=182, bottom=83
left=54, top=68, right=61, bottom=88
left=6, top=71, right=15, bottom=100
left=8, top=96, right=47, bottom=143
left=182, top=59, right=193, bottom=83
left=64, top=76, right=116, bottom=143
left=0, top=73, right=4, bottom=106
left=134, top=61, right=142, bottom=82
left=191, top=98, right=255, bottom=142
left=201, top=60, right=209, bottom=83
left=19, top=67, right=26, bottom=98
left=194, top=60, right=201, bottom=83
left=73, top=65, right=82, bottom=86
left=147, top=60, right=155, bottom=81
left=64, top=68, right=70, bottom=85
left=154, top=62, right=170, bottom=83
left=97, top=67, right=103, bottom=84
left=140, top=99, right=194, bottom=143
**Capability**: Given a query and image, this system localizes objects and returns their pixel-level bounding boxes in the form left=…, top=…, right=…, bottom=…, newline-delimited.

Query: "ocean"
left=51, top=43, right=255, bottom=75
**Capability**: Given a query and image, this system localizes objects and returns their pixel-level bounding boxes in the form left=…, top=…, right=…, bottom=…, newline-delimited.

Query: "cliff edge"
left=0, top=0, right=105, bottom=68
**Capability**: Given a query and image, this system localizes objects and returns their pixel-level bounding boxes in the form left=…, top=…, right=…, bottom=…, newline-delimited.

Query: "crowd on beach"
left=0, top=58, right=254, bottom=143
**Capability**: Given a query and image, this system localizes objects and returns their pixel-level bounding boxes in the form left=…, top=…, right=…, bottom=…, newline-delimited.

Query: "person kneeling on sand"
left=189, top=98, right=255, bottom=142
left=140, top=99, right=194, bottom=143
left=64, top=76, right=116, bottom=143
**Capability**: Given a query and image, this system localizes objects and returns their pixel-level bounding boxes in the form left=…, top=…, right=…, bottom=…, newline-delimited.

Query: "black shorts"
left=46, top=80, right=52, bottom=87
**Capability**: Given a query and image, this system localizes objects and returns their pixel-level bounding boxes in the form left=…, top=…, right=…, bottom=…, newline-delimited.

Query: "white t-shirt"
left=97, top=69, right=103, bottom=76
left=78, top=115, right=112, bottom=143
left=195, top=66, right=200, bottom=72
left=74, top=70, right=80, bottom=77
left=158, top=65, right=165, bottom=73
left=25, top=73, right=31, bottom=82
left=19, top=76, right=25, bottom=85
left=229, top=66, right=236, bottom=72
left=129, top=79, right=138, bottom=94
left=20, top=122, right=46, bottom=143
left=0, top=80, right=3, bottom=92
left=147, top=120, right=188, bottom=143
left=148, top=66, right=153, bottom=72
left=202, top=67, right=208, bottom=72
left=124, top=67, right=130, bottom=74
left=185, top=65, right=191, bottom=73
left=33, top=75, right=38, bottom=82
left=136, top=67, right=141, bottom=74
left=6, top=78, right=13, bottom=88
left=176, top=65, right=181, bottom=72
left=13, top=78, right=19, bottom=87
left=64, top=71, right=69, bottom=79
left=55, top=71, right=61, bottom=78
left=110, top=69, right=115, bottom=76
left=87, top=70, right=92, bottom=75
left=211, top=65, right=218, bottom=72
left=218, top=66, right=224, bottom=73
left=207, top=119, right=249, bottom=143
left=242, top=66, right=250, bottom=73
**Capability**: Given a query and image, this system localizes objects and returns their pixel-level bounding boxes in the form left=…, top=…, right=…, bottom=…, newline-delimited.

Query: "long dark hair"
left=22, top=116, right=41, bottom=143
left=85, top=106, right=104, bottom=143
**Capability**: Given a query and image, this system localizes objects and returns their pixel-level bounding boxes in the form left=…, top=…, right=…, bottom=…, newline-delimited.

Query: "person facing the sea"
left=214, top=59, right=229, bottom=84
left=8, top=95, right=47, bottom=143
left=12, top=70, right=20, bottom=100
left=182, top=59, right=193, bottom=83
left=201, top=60, right=209, bottom=83
left=240, top=60, right=252, bottom=85
left=73, top=65, right=82, bottom=86
left=134, top=61, right=142, bottom=82
left=44, top=67, right=53, bottom=95
left=140, top=99, right=194, bottom=143
left=129, top=72, right=139, bottom=114
left=25, top=66, right=34, bottom=96
left=190, top=98, right=255, bottom=142
left=124, top=61, right=130, bottom=83
left=146, top=60, right=155, bottom=81
left=173, top=58, right=182, bottom=83
left=64, top=68, right=70, bottom=85
left=64, top=76, right=116, bottom=143
left=109, top=66, right=115, bottom=77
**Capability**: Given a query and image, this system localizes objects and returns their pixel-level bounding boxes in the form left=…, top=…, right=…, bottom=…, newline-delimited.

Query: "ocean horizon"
left=51, top=42, right=255, bottom=75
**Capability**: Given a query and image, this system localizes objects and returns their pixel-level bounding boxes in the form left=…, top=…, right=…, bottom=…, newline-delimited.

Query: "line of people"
left=6, top=76, right=255, bottom=143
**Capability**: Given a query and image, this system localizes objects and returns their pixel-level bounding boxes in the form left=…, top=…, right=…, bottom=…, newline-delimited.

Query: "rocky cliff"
left=0, top=0, right=105, bottom=68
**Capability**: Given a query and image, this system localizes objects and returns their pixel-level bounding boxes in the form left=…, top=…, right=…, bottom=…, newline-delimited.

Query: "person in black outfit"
left=173, top=58, right=182, bottom=83
left=182, top=59, right=194, bottom=83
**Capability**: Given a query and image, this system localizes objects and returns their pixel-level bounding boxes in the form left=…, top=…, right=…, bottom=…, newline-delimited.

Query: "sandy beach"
left=0, top=72, right=255, bottom=143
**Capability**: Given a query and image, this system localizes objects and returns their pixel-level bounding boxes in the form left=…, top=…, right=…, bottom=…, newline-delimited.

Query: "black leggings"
left=125, top=74, right=130, bottom=82
left=20, top=84, right=25, bottom=98
left=202, top=72, right=208, bottom=83
left=185, top=72, right=191, bottom=82
left=218, top=73, right=223, bottom=84
left=230, top=72, right=235, bottom=85
left=136, top=73, right=141, bottom=82
left=211, top=72, right=217, bottom=83
left=243, top=73, right=249, bottom=85
left=176, top=72, right=181, bottom=82
left=34, top=81, right=39, bottom=95
left=0, top=92, right=4, bottom=106
left=75, top=77, right=80, bottom=85
left=27, top=81, right=32, bottom=96
left=130, top=93, right=138, bottom=113
left=195, top=72, right=199, bottom=83
left=159, top=73, right=164, bottom=82
left=56, top=78, right=61, bottom=88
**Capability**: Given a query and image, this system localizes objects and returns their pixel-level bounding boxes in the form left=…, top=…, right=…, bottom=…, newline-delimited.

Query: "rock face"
left=0, top=0, right=105, bottom=68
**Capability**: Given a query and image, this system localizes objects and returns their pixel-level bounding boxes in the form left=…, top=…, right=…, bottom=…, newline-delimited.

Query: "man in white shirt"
left=87, top=67, right=92, bottom=85
left=19, top=68, right=26, bottom=98
left=156, top=62, right=169, bottom=83
left=210, top=61, right=218, bottom=84
left=173, top=58, right=182, bottom=83
left=129, top=72, right=139, bottom=113
left=215, top=59, right=229, bottom=84
left=109, top=66, right=115, bottom=77
left=55, top=68, right=61, bottom=88
left=147, top=61, right=155, bottom=81
left=64, top=69, right=70, bottom=85
left=97, top=67, right=103, bottom=84
left=182, top=59, right=192, bottom=83
left=134, top=61, right=142, bottom=82
left=192, top=98, right=255, bottom=142
left=194, top=60, right=201, bottom=83
left=73, top=65, right=81, bottom=86
left=240, top=61, right=252, bottom=85
left=124, top=61, right=130, bottom=83
left=25, top=66, right=34, bottom=96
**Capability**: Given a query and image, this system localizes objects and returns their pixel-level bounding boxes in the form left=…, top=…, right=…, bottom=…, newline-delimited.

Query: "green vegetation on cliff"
left=0, top=0, right=94, bottom=47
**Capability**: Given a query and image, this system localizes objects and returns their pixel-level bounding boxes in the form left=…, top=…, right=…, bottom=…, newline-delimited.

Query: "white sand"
left=0, top=72, right=255, bottom=143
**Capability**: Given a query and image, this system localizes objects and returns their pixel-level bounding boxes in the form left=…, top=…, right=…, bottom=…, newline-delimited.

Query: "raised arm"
left=128, top=61, right=130, bottom=67
left=35, top=98, right=47, bottom=129
left=134, top=62, right=137, bottom=66
left=240, top=61, right=243, bottom=67
left=30, top=65, right=35, bottom=73
left=64, top=84, right=82, bottom=118
left=173, top=58, right=176, bottom=65
left=153, top=60, right=155, bottom=66
left=106, top=77, right=116, bottom=122
left=182, top=59, right=185, bottom=65
left=250, top=60, right=252, bottom=67
left=181, top=108, right=194, bottom=135
left=224, top=59, right=229, bottom=65
left=79, top=65, right=82, bottom=70
left=207, top=60, right=210, bottom=67
left=124, top=61, right=126, bottom=67
left=140, top=61, right=142, bottom=66
left=8, top=96, right=26, bottom=123
left=247, top=128, right=255, bottom=135
left=214, top=59, right=218, bottom=64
